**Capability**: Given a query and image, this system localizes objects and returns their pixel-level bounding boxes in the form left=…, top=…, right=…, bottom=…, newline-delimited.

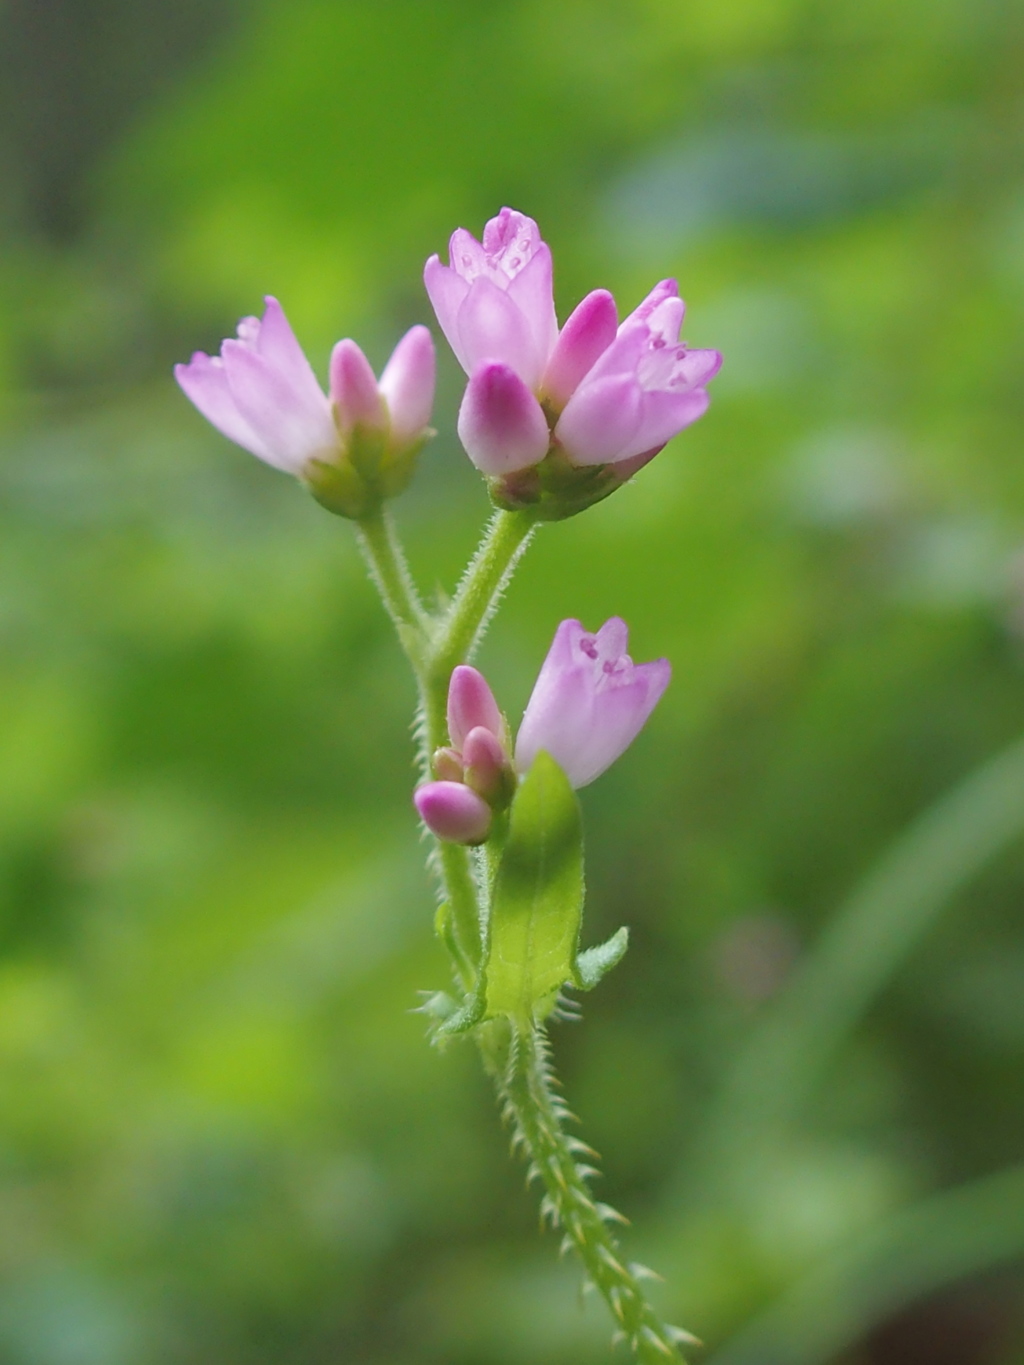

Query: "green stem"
left=494, top=1019, right=694, bottom=1364
left=355, top=506, right=430, bottom=660
left=437, top=841, right=481, bottom=981
left=354, top=504, right=537, bottom=987
left=428, top=509, right=536, bottom=678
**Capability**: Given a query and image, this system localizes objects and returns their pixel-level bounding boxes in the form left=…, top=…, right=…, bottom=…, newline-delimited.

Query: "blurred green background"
left=1, top=1, right=1023, bottom=1361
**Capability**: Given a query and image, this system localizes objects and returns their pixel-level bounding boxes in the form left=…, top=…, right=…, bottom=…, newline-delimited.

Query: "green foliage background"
left=0, top=0, right=1023, bottom=1361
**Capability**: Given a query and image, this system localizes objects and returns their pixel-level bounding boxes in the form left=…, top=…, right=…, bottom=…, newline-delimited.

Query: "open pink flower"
left=175, top=298, right=435, bottom=484
left=554, top=280, right=721, bottom=468
left=425, top=209, right=719, bottom=481
left=515, top=618, right=671, bottom=789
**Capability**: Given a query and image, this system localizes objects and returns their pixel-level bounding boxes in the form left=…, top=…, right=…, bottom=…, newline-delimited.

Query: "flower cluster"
left=174, top=207, right=709, bottom=1363
left=415, top=617, right=671, bottom=844
left=176, top=207, right=718, bottom=521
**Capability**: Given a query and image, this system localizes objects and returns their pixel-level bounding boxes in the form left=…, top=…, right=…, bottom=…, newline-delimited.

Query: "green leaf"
left=574, top=926, right=629, bottom=990
left=484, top=751, right=584, bottom=1021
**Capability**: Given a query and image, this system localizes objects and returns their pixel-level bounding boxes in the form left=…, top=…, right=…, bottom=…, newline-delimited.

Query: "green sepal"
left=484, top=751, right=584, bottom=1021
left=434, top=990, right=486, bottom=1038
left=573, top=925, right=629, bottom=990
left=487, top=444, right=637, bottom=523
left=305, top=426, right=433, bottom=519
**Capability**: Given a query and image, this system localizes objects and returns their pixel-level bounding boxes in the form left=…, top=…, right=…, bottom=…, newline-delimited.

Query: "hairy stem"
left=355, top=506, right=430, bottom=659
left=428, top=508, right=536, bottom=678
left=493, top=1019, right=694, bottom=1364
left=355, top=503, right=537, bottom=985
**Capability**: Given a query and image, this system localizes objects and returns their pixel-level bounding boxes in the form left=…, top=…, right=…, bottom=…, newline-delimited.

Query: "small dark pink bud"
left=414, top=781, right=492, bottom=844
left=462, top=725, right=511, bottom=799
left=447, top=665, right=505, bottom=750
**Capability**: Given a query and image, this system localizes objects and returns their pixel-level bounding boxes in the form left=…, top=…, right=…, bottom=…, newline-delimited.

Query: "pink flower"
left=515, top=618, right=671, bottom=789
left=414, top=781, right=492, bottom=846
left=553, top=280, right=721, bottom=468
left=175, top=298, right=435, bottom=513
left=425, top=209, right=719, bottom=486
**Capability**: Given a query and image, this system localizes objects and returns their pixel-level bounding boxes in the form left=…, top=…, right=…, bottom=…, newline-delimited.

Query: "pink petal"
left=448, top=227, right=490, bottom=281
left=175, top=353, right=278, bottom=466
left=481, top=208, right=545, bottom=275
left=423, top=255, right=471, bottom=370
left=682, top=347, right=723, bottom=386
left=582, top=280, right=683, bottom=387
left=447, top=665, right=504, bottom=749
left=414, top=781, right=492, bottom=844
left=615, top=390, right=711, bottom=463
left=629, top=278, right=680, bottom=325
left=221, top=340, right=337, bottom=474
left=573, top=660, right=671, bottom=787
left=329, top=339, right=386, bottom=430
left=554, top=373, right=644, bottom=466
left=456, top=278, right=543, bottom=387
left=505, top=243, right=558, bottom=375
left=457, top=362, right=550, bottom=475
left=253, top=297, right=330, bottom=416
left=515, top=662, right=597, bottom=788
left=541, top=289, right=618, bottom=410
left=378, top=325, right=436, bottom=445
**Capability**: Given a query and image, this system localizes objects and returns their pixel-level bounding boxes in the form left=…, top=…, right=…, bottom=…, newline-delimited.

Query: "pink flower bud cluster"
left=174, top=299, right=435, bottom=516
left=415, top=618, right=670, bottom=844
left=414, top=665, right=515, bottom=845
left=425, top=208, right=721, bottom=480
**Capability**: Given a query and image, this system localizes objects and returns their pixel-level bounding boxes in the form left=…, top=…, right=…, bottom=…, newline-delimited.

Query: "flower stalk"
left=487, top=1018, right=696, bottom=1364
left=175, top=202, right=716, bottom=1363
left=350, top=503, right=690, bottom=1360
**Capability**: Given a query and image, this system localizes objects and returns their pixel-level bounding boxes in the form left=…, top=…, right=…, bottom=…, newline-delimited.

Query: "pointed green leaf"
left=574, top=926, right=629, bottom=991
left=484, top=751, right=584, bottom=1020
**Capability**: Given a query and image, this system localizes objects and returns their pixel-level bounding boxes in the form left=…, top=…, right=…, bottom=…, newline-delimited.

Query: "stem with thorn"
left=355, top=503, right=696, bottom=1363
left=489, top=1018, right=695, bottom=1364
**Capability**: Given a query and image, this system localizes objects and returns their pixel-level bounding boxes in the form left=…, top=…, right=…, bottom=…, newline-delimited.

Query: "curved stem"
left=355, top=506, right=430, bottom=658
left=495, top=1019, right=694, bottom=1364
left=428, top=509, right=536, bottom=677
left=355, top=504, right=538, bottom=987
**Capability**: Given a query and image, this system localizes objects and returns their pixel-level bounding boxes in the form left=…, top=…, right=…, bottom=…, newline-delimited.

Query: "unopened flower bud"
left=414, top=780, right=492, bottom=845
left=462, top=725, right=515, bottom=802
left=447, top=665, right=506, bottom=750
left=432, top=746, right=465, bottom=783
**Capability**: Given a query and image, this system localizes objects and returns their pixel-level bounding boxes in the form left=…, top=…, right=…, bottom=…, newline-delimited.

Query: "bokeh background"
left=1, top=1, right=1023, bottom=1361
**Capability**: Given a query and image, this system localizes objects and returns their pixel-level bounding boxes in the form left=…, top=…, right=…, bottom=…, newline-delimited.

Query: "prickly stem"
left=490, top=1019, right=691, bottom=1365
